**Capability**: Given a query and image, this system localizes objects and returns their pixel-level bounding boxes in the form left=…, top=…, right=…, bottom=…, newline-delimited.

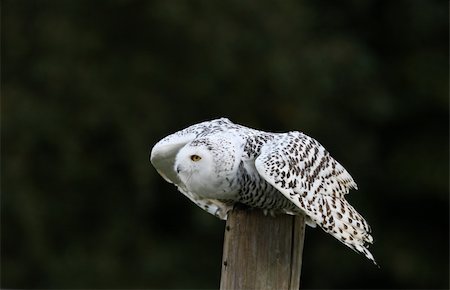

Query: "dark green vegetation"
left=2, top=0, right=448, bottom=288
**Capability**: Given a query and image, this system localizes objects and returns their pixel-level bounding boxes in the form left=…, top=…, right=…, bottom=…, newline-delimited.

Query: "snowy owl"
left=150, top=118, right=376, bottom=264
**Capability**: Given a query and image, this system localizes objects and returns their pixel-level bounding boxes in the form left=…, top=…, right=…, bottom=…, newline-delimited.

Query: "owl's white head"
left=174, top=136, right=241, bottom=199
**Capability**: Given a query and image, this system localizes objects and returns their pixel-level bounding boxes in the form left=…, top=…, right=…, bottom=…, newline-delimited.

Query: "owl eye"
left=190, top=155, right=202, bottom=162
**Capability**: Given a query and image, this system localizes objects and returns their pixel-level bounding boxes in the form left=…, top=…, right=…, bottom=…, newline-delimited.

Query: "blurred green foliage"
left=2, top=0, right=448, bottom=288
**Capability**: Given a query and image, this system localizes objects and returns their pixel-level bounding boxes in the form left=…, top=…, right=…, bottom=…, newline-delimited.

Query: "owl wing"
left=254, top=131, right=376, bottom=264
left=150, top=119, right=235, bottom=219
left=151, top=131, right=197, bottom=185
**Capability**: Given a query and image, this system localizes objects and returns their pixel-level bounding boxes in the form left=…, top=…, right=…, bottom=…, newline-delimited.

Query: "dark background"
left=2, top=0, right=448, bottom=288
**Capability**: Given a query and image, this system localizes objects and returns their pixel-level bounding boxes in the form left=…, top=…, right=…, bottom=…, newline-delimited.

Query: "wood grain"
left=220, top=209, right=305, bottom=290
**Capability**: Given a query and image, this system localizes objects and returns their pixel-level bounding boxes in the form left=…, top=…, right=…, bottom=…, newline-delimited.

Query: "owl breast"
left=235, top=160, right=300, bottom=213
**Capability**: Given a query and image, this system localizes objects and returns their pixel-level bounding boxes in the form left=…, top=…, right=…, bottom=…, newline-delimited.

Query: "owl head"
left=174, top=135, right=241, bottom=199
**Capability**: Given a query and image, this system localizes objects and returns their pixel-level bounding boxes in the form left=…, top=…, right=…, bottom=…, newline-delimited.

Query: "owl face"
left=174, top=137, right=239, bottom=199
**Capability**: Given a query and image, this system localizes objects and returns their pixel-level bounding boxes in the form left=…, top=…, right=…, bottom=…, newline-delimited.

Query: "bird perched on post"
left=150, top=118, right=376, bottom=265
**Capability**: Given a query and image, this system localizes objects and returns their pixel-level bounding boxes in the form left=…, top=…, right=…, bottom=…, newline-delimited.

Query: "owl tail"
left=319, top=195, right=378, bottom=266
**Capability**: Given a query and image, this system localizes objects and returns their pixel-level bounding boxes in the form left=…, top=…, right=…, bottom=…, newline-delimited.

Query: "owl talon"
left=233, top=202, right=252, bottom=211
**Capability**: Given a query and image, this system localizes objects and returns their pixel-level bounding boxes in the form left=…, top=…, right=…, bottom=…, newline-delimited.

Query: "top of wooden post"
left=220, top=209, right=306, bottom=290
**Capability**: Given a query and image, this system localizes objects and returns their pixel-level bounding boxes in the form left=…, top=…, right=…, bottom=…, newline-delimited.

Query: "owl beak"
left=176, top=165, right=182, bottom=173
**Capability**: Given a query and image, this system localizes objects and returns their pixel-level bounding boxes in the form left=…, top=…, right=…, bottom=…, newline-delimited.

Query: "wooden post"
left=220, top=209, right=306, bottom=290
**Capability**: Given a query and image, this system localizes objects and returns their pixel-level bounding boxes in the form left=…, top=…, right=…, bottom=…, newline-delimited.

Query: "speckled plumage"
left=150, top=118, right=376, bottom=264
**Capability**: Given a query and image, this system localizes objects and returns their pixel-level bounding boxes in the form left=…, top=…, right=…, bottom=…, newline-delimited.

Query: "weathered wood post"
left=220, top=209, right=306, bottom=290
